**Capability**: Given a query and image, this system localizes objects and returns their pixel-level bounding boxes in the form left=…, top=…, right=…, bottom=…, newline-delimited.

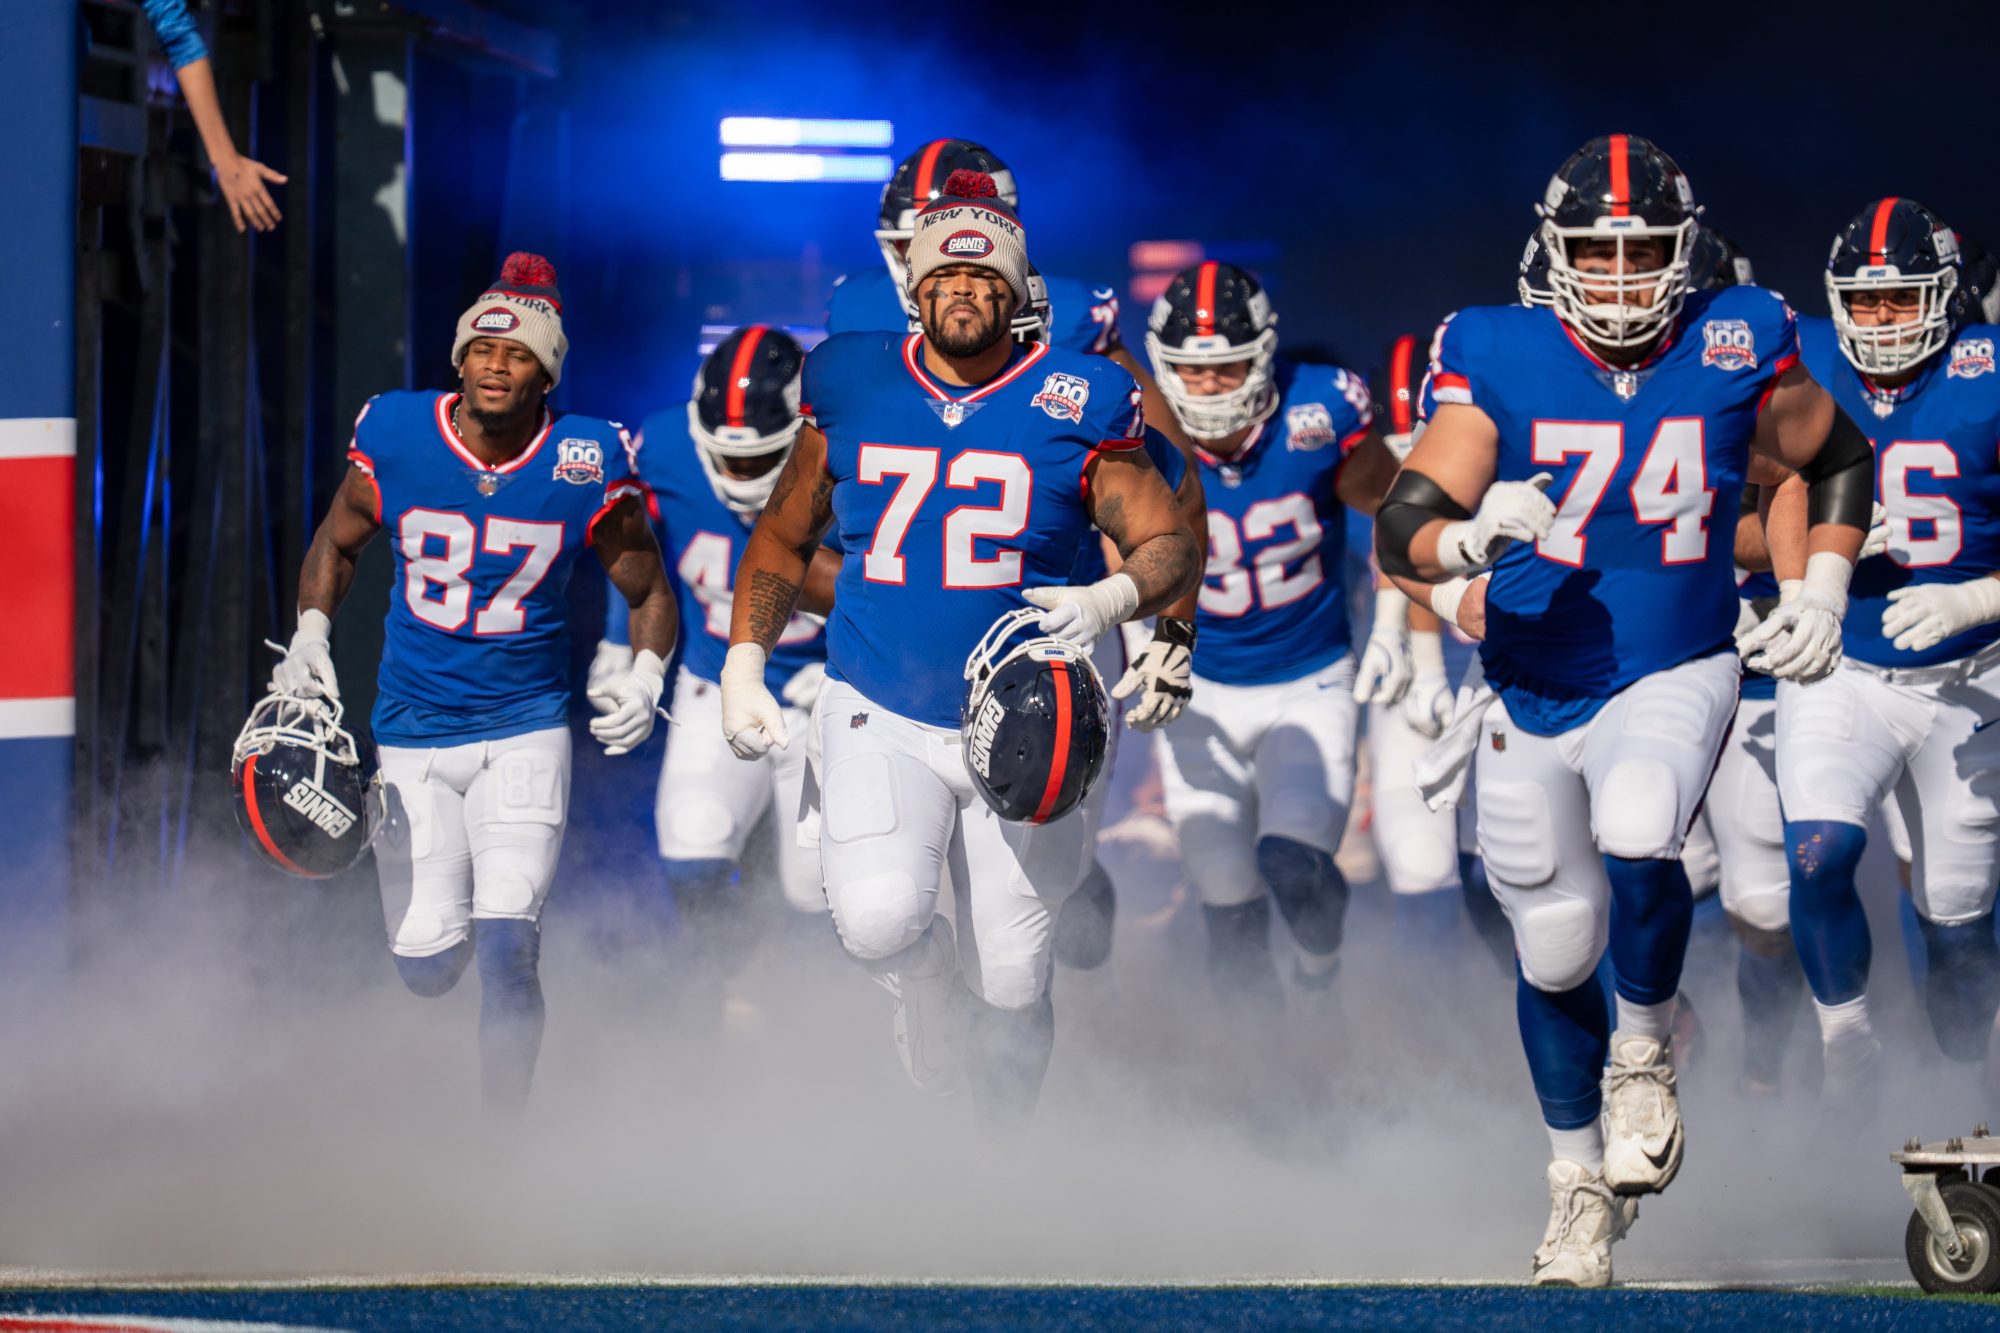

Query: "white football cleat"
left=1531, top=1158, right=1638, bottom=1288
left=1603, top=1034, right=1684, bottom=1194
left=874, top=929, right=964, bottom=1097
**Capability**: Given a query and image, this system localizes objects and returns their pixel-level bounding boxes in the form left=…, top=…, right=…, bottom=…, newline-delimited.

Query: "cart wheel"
left=1908, top=1180, right=2000, bottom=1293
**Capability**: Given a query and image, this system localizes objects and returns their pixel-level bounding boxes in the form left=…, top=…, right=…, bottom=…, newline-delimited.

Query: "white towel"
left=1413, top=655, right=1494, bottom=812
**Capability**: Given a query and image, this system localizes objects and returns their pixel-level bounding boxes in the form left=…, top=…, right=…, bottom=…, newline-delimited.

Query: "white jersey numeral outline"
left=858, top=443, right=1033, bottom=589
left=1880, top=440, right=1964, bottom=568
left=1200, top=491, right=1325, bottom=617
left=399, top=510, right=563, bottom=634
left=1530, top=418, right=1712, bottom=566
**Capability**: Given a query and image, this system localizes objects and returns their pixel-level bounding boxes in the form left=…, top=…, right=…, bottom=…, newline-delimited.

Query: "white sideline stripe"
left=0, top=698, right=74, bottom=739
left=0, top=418, right=77, bottom=460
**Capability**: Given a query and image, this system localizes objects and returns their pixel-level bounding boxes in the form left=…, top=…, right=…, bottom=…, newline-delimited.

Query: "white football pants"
left=1368, top=700, right=1463, bottom=895
left=1474, top=650, right=1739, bottom=992
left=1158, top=654, right=1360, bottom=908
left=1776, top=652, right=2000, bottom=926
left=655, top=666, right=821, bottom=912
left=375, top=726, right=571, bottom=957
left=815, top=680, right=1090, bottom=1010
left=1696, top=695, right=1788, bottom=933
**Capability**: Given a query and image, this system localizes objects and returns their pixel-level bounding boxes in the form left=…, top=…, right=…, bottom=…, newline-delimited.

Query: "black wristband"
left=1155, top=616, right=1197, bottom=650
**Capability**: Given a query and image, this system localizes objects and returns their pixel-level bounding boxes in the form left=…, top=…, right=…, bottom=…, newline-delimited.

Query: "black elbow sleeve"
left=1375, top=469, right=1472, bottom=580
left=1799, top=406, right=1875, bottom=530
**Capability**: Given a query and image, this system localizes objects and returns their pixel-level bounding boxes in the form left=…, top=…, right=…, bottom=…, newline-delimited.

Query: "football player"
left=586, top=327, right=835, bottom=955
left=1782, top=198, right=2000, bottom=1093
left=269, top=253, right=676, bottom=1109
left=828, top=137, right=1205, bottom=974
left=724, top=171, right=1200, bottom=1125
left=1380, top=136, right=1871, bottom=1286
left=1143, top=262, right=1401, bottom=1005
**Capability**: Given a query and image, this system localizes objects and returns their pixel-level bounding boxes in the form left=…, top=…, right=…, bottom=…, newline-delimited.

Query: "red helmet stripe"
left=1389, top=334, right=1417, bottom=435
left=724, top=326, right=767, bottom=428
left=1029, top=659, right=1074, bottom=825
left=913, top=139, right=949, bottom=203
left=240, top=753, right=319, bottom=879
left=1608, top=134, right=1631, bottom=218
left=1194, top=261, right=1219, bottom=336
left=1869, top=197, right=1900, bottom=266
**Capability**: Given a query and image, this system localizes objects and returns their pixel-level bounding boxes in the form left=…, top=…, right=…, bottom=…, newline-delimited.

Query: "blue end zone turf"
left=0, top=1284, right=1991, bottom=1332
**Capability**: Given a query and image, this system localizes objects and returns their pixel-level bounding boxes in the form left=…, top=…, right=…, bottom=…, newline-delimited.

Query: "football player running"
left=1380, top=136, right=1871, bottom=1286
left=1144, top=262, right=1401, bottom=1006
left=270, top=253, right=676, bottom=1110
left=725, top=172, right=1199, bottom=1125
left=827, top=137, right=1202, bottom=974
left=1782, top=199, right=2000, bottom=1098
left=586, top=327, right=834, bottom=957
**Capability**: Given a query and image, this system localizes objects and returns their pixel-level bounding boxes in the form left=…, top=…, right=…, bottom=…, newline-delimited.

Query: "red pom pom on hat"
left=941, top=169, right=998, bottom=200
left=499, top=252, right=558, bottom=288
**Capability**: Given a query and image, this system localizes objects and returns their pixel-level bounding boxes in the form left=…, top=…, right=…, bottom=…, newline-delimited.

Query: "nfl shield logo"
left=940, top=403, right=967, bottom=429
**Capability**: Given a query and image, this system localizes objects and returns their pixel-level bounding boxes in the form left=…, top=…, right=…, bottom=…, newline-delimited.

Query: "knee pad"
left=475, top=918, right=541, bottom=990
left=1513, top=897, right=1603, bottom=994
left=827, top=870, right=930, bottom=963
left=1593, top=759, right=1684, bottom=860
left=477, top=849, right=551, bottom=919
left=972, top=950, right=1050, bottom=1011
left=394, top=940, right=471, bottom=997
left=1257, top=835, right=1347, bottom=956
left=1727, top=885, right=1793, bottom=939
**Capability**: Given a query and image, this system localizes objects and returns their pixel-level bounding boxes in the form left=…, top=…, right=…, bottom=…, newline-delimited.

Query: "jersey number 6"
left=858, top=444, right=1033, bottom=589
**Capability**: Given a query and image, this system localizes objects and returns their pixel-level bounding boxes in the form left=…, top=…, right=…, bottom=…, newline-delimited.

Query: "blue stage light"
left=719, top=117, right=895, bottom=149
left=718, top=151, right=894, bottom=183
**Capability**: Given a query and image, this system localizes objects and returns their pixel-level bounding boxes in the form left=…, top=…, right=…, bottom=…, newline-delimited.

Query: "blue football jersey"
left=807, top=331, right=1147, bottom=726
left=1421, top=288, right=1797, bottom=734
left=824, top=265, right=1121, bottom=355
left=1797, top=316, right=2000, bottom=668
left=349, top=390, right=642, bottom=746
left=616, top=409, right=827, bottom=694
left=1192, top=360, right=1375, bottom=685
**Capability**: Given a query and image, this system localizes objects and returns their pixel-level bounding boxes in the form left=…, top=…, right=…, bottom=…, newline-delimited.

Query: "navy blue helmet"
left=231, top=692, right=382, bottom=878
left=1686, top=223, right=1754, bottom=292
left=689, top=325, right=805, bottom=516
left=876, top=139, right=1019, bottom=292
left=1536, top=133, right=1699, bottom=348
left=961, top=609, right=1110, bottom=825
left=1825, top=197, right=1964, bottom=376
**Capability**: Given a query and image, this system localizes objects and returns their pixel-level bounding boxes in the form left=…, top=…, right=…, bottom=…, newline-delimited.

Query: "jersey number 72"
left=857, top=443, right=1032, bottom=588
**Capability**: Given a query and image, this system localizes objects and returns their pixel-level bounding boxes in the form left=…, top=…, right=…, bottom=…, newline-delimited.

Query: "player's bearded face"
left=1571, top=236, right=1669, bottom=308
left=459, top=337, right=550, bottom=427
left=917, top=266, right=1015, bottom=358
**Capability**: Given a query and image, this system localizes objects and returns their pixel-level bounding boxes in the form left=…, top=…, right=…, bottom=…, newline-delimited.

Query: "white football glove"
left=781, top=660, right=828, bottom=711
left=1436, top=473, right=1556, bottom=574
left=271, top=608, right=339, bottom=699
left=1859, top=502, right=1891, bottom=561
left=1402, top=631, right=1454, bottom=738
left=1738, top=553, right=1852, bottom=683
left=1022, top=572, right=1141, bottom=648
left=1112, top=618, right=1195, bottom=731
left=587, top=648, right=667, bottom=756
left=1883, top=578, right=2000, bottom=654
left=1353, top=586, right=1413, bottom=706
left=586, top=640, right=634, bottom=715
left=720, top=642, right=788, bottom=759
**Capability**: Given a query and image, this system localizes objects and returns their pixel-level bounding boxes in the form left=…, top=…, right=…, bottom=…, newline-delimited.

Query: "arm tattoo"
left=1093, top=493, right=1129, bottom=551
left=743, top=568, right=803, bottom=652
left=1118, top=530, right=1202, bottom=616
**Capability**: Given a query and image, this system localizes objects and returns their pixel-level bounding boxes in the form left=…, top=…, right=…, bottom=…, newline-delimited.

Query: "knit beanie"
left=905, top=170, right=1031, bottom=310
left=452, top=252, right=569, bottom=389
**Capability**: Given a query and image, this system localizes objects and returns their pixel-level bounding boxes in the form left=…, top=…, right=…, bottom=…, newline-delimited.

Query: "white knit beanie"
left=906, top=170, right=1031, bottom=310
left=451, top=252, right=569, bottom=389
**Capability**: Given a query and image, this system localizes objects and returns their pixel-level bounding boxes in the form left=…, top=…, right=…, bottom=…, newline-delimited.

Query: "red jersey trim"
left=433, top=393, right=554, bottom=475
left=586, top=480, right=648, bottom=545
left=900, top=333, right=1051, bottom=405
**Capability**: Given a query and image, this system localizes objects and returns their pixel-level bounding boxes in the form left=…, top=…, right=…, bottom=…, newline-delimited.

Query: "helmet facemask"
left=1827, top=267, right=1958, bottom=378
left=1145, top=326, right=1279, bottom=441
left=687, top=401, right=800, bottom=518
left=1540, top=216, right=1696, bottom=350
